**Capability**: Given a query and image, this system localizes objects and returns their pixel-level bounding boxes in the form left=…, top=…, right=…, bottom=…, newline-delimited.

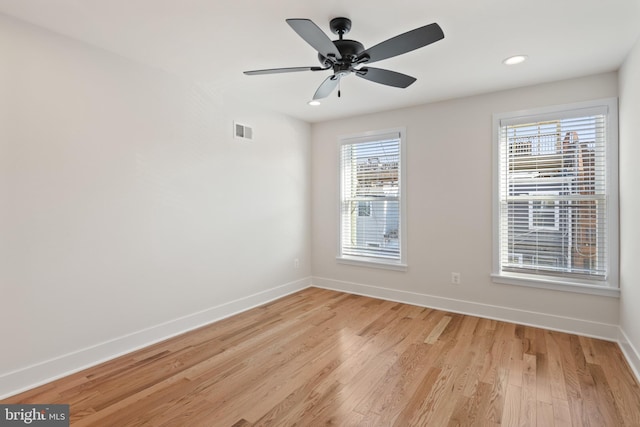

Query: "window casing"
left=492, top=99, right=619, bottom=296
left=338, top=129, right=407, bottom=270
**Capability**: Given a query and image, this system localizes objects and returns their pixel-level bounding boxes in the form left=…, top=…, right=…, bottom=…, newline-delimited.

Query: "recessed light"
left=308, top=100, right=321, bottom=106
left=503, top=55, right=528, bottom=65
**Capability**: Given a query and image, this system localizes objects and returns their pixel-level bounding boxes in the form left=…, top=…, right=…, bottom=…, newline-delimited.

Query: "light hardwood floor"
left=3, top=287, right=640, bottom=426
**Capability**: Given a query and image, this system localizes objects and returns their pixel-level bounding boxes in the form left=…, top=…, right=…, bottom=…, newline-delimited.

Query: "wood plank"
left=500, top=384, right=522, bottom=426
left=545, top=331, right=569, bottom=401
left=552, top=397, right=572, bottom=426
left=588, top=362, right=626, bottom=426
left=483, top=367, right=509, bottom=424
left=424, top=315, right=452, bottom=344
left=594, top=340, right=640, bottom=425
left=2, top=288, right=639, bottom=426
left=519, top=353, right=537, bottom=427
left=537, top=401, right=555, bottom=427
left=392, top=366, right=442, bottom=426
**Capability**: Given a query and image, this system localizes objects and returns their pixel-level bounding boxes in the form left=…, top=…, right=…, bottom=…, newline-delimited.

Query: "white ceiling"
left=1, top=0, right=639, bottom=123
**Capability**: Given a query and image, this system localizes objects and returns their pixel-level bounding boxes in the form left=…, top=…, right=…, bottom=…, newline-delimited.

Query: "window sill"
left=491, top=272, right=620, bottom=297
left=337, top=256, right=408, bottom=271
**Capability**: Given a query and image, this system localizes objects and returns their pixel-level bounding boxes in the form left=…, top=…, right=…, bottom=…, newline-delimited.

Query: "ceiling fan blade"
left=244, top=66, right=325, bottom=75
left=313, top=75, right=341, bottom=100
left=286, top=19, right=342, bottom=60
left=358, top=23, right=444, bottom=64
left=356, top=67, right=416, bottom=88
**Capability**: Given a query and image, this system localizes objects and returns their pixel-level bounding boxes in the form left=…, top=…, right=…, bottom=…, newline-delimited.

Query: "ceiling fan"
left=244, top=17, right=444, bottom=100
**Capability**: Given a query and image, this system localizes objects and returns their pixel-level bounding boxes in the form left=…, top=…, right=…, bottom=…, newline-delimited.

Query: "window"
left=358, top=201, right=372, bottom=217
left=493, top=99, right=619, bottom=295
left=528, top=192, right=560, bottom=231
left=338, top=129, right=406, bottom=269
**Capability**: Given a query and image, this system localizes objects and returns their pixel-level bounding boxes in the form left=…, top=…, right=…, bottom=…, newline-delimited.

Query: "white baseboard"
left=0, top=277, right=312, bottom=400
left=618, top=328, right=640, bottom=384
left=311, top=276, right=620, bottom=341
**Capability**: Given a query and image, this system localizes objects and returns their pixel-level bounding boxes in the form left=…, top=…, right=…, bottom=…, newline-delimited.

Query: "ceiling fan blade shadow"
left=244, top=66, right=324, bottom=75
left=356, top=67, right=416, bottom=88
left=313, top=75, right=341, bottom=100
left=286, top=19, right=342, bottom=60
left=358, top=23, right=444, bottom=64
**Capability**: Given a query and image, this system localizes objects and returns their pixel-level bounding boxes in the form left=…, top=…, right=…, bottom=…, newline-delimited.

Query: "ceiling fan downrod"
left=330, top=17, right=352, bottom=40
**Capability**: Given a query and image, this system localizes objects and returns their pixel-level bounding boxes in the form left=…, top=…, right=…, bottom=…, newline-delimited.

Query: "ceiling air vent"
left=234, top=122, right=253, bottom=141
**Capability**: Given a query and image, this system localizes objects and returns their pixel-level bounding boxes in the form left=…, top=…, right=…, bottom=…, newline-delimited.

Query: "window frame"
left=527, top=191, right=560, bottom=232
left=492, top=98, right=619, bottom=297
left=336, top=128, right=407, bottom=271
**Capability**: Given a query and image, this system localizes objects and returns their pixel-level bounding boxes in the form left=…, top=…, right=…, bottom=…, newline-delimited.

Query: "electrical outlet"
left=451, top=272, right=461, bottom=285
left=294, top=258, right=299, bottom=269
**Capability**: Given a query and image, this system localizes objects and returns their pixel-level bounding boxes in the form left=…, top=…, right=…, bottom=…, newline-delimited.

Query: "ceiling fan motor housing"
left=316, top=17, right=366, bottom=68
left=317, top=39, right=365, bottom=67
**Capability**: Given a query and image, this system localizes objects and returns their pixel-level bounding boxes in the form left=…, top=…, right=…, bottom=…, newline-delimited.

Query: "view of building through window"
left=340, top=136, right=401, bottom=261
left=500, top=115, right=606, bottom=278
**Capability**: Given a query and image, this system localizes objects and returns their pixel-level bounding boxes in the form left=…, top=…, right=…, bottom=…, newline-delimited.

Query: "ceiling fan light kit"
left=244, top=17, right=444, bottom=101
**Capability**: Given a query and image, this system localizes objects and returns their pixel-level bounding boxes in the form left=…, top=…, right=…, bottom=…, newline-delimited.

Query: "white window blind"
left=496, top=103, right=615, bottom=284
left=340, top=132, right=402, bottom=263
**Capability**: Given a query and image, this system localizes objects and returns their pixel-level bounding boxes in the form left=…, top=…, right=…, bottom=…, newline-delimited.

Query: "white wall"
left=2, top=9, right=637, bottom=399
left=311, top=73, right=620, bottom=337
left=619, top=36, right=640, bottom=377
left=0, top=14, right=311, bottom=396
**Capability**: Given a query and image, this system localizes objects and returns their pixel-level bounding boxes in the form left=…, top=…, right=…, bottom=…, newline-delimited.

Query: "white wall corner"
left=311, top=277, right=620, bottom=341
left=0, top=277, right=312, bottom=400
left=618, top=327, right=640, bottom=385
